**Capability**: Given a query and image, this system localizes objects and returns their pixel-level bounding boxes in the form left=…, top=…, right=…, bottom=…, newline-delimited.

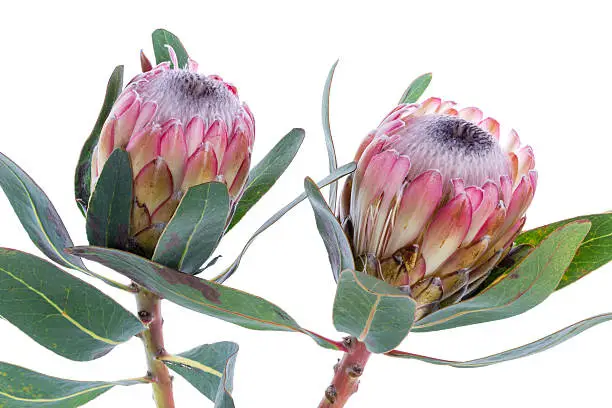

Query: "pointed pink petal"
left=182, top=143, right=219, bottom=191
left=185, top=116, right=205, bottom=157
left=140, top=50, right=153, bottom=72
left=516, top=145, right=535, bottom=181
left=159, top=124, right=187, bottom=188
left=417, top=97, right=441, bottom=115
left=351, top=137, right=388, bottom=213
left=97, top=118, right=116, bottom=165
left=479, top=117, right=500, bottom=140
left=504, top=129, right=521, bottom=152
left=438, top=101, right=457, bottom=114
left=367, top=152, right=412, bottom=256
left=451, top=178, right=465, bottom=196
left=354, top=131, right=376, bottom=162
left=458, top=107, right=483, bottom=123
left=166, top=45, right=179, bottom=68
left=504, top=176, right=530, bottom=231
left=499, top=175, right=512, bottom=205
left=386, top=170, right=443, bottom=256
left=474, top=201, right=506, bottom=242
left=229, top=158, right=250, bottom=199
left=422, top=193, right=472, bottom=275
left=203, top=119, right=229, bottom=166
left=464, top=181, right=498, bottom=244
left=437, top=236, right=490, bottom=277
left=126, top=127, right=162, bottom=176
left=465, top=186, right=484, bottom=210
left=220, top=131, right=250, bottom=188
left=134, top=157, right=174, bottom=213
left=133, top=101, right=157, bottom=134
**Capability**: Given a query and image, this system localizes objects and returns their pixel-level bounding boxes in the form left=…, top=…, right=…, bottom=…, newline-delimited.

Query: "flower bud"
left=91, top=49, right=254, bottom=255
left=339, top=97, right=536, bottom=318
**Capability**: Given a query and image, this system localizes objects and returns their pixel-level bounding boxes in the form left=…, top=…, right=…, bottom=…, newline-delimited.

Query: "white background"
left=1, top=1, right=611, bottom=407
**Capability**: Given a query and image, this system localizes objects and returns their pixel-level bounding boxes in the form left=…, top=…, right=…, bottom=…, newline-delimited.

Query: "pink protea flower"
left=91, top=49, right=254, bottom=256
left=338, top=97, right=536, bottom=318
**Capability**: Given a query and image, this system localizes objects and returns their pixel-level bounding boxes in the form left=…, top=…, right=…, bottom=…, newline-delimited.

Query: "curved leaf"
left=68, top=246, right=341, bottom=350
left=75, top=65, right=124, bottom=215
left=228, top=128, right=305, bottom=230
left=516, top=213, right=612, bottom=290
left=388, top=313, right=612, bottom=367
left=398, top=72, right=432, bottom=104
left=0, top=152, right=86, bottom=272
left=161, top=341, right=238, bottom=407
left=86, top=149, right=132, bottom=249
left=0, top=361, right=145, bottom=407
left=333, top=270, right=416, bottom=353
left=214, top=162, right=356, bottom=284
left=322, top=60, right=339, bottom=213
left=0, top=248, right=143, bottom=361
left=152, top=29, right=189, bottom=68
left=414, top=220, right=591, bottom=332
left=153, top=182, right=229, bottom=274
left=304, top=177, right=354, bottom=282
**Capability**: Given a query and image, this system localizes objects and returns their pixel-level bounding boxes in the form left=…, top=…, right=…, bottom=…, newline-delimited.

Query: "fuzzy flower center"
left=136, top=70, right=241, bottom=125
left=392, top=115, right=510, bottom=187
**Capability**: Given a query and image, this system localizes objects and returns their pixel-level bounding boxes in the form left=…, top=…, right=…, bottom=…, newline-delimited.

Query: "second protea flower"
left=339, top=97, right=536, bottom=319
left=91, top=49, right=254, bottom=256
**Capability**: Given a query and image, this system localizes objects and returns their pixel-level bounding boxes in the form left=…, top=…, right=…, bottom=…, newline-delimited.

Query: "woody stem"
left=318, top=337, right=372, bottom=408
left=136, top=287, right=175, bottom=408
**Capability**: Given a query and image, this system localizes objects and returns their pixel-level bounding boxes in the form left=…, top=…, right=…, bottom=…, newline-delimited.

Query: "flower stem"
left=318, top=337, right=371, bottom=408
left=136, top=287, right=175, bottom=408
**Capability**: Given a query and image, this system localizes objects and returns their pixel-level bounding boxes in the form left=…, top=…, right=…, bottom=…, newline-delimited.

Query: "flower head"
left=91, top=48, right=254, bottom=256
left=339, top=97, right=536, bottom=317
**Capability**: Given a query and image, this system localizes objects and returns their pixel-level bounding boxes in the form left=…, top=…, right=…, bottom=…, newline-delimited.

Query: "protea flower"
left=90, top=49, right=254, bottom=256
left=339, top=97, right=536, bottom=319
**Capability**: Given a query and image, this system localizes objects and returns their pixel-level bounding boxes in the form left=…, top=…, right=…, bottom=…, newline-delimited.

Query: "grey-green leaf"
left=162, top=341, right=238, bottom=407
left=214, top=162, right=357, bottom=284
left=388, top=313, right=612, bottom=367
left=0, top=361, right=144, bottom=407
left=333, top=270, right=417, bottom=353
left=86, top=149, right=132, bottom=250
left=398, top=72, right=432, bottom=104
left=152, top=29, right=189, bottom=69
left=68, top=246, right=341, bottom=350
left=304, top=177, right=354, bottom=282
left=414, top=220, right=591, bottom=332
left=322, top=60, right=339, bottom=213
left=515, top=213, right=612, bottom=290
left=228, top=128, right=305, bottom=230
left=153, top=182, right=229, bottom=274
left=0, top=248, right=143, bottom=361
left=75, top=65, right=124, bottom=215
left=0, top=153, right=87, bottom=272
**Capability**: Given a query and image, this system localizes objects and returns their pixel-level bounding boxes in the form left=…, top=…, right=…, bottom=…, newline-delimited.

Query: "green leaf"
left=152, top=29, right=189, bottom=69
left=0, top=361, right=144, bottom=407
left=75, top=66, right=124, bottom=215
left=0, top=153, right=87, bottom=272
left=153, top=182, right=229, bottom=274
left=214, top=162, right=356, bottom=284
left=398, top=72, right=432, bottom=104
left=387, top=313, right=612, bottom=367
left=0, top=248, right=143, bottom=361
left=414, top=220, right=591, bottom=332
left=161, top=341, right=238, bottom=407
left=322, top=60, right=339, bottom=213
left=86, top=149, right=132, bottom=250
left=68, top=246, right=341, bottom=350
left=304, top=177, right=354, bottom=282
left=228, top=128, right=305, bottom=230
left=333, top=270, right=417, bottom=353
left=516, top=213, right=612, bottom=290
